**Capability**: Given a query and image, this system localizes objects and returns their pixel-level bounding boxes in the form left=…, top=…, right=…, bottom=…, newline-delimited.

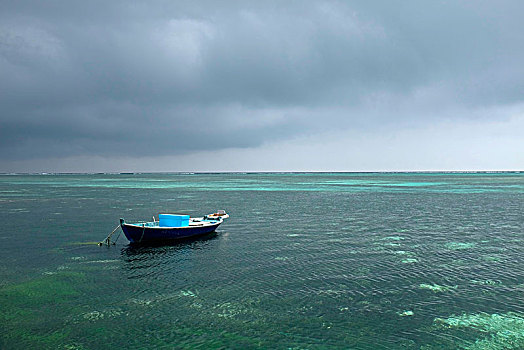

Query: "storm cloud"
left=0, top=1, right=523, bottom=170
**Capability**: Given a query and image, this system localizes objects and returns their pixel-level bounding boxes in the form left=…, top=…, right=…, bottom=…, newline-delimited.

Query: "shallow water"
left=0, top=172, right=523, bottom=349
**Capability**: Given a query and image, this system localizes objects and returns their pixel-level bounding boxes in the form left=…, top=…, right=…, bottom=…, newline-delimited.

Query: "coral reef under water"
left=435, top=312, right=524, bottom=349
left=419, top=283, right=457, bottom=293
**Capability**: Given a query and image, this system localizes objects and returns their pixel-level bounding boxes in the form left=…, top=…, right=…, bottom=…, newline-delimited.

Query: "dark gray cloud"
left=0, top=0, right=523, bottom=162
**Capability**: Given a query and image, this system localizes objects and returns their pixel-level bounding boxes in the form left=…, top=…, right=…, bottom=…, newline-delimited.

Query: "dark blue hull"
left=120, top=221, right=221, bottom=244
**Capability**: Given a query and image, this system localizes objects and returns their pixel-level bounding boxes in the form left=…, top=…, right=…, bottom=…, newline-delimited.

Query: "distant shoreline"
left=0, top=171, right=522, bottom=176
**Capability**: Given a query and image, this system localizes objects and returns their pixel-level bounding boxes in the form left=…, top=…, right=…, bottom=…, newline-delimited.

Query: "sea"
left=0, top=172, right=523, bottom=349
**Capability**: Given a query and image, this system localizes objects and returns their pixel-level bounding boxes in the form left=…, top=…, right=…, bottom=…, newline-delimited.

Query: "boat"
left=119, top=211, right=228, bottom=244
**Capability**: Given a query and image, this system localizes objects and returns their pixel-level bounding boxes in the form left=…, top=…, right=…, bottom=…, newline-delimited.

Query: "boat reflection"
left=120, top=231, right=219, bottom=260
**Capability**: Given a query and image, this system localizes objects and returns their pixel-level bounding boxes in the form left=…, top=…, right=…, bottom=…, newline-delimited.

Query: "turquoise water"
left=0, top=172, right=523, bottom=349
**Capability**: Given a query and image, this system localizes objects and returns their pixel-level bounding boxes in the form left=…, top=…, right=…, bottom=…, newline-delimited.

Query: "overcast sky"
left=1, top=0, right=522, bottom=172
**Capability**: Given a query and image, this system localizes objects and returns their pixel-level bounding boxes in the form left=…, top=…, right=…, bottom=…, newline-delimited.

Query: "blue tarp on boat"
left=159, top=214, right=190, bottom=227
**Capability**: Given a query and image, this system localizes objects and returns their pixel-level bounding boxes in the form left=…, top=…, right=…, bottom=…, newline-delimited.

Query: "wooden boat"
left=119, top=212, right=228, bottom=244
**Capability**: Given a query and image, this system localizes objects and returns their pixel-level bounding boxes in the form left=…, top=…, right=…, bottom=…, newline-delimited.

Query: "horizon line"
left=1, top=170, right=522, bottom=175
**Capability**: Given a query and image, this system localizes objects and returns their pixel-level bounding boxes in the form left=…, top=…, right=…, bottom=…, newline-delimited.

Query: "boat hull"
left=120, top=220, right=221, bottom=244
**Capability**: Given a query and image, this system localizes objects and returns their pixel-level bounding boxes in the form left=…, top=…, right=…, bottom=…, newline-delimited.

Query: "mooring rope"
left=113, top=229, right=122, bottom=244
left=99, top=224, right=121, bottom=246
left=138, top=224, right=146, bottom=243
